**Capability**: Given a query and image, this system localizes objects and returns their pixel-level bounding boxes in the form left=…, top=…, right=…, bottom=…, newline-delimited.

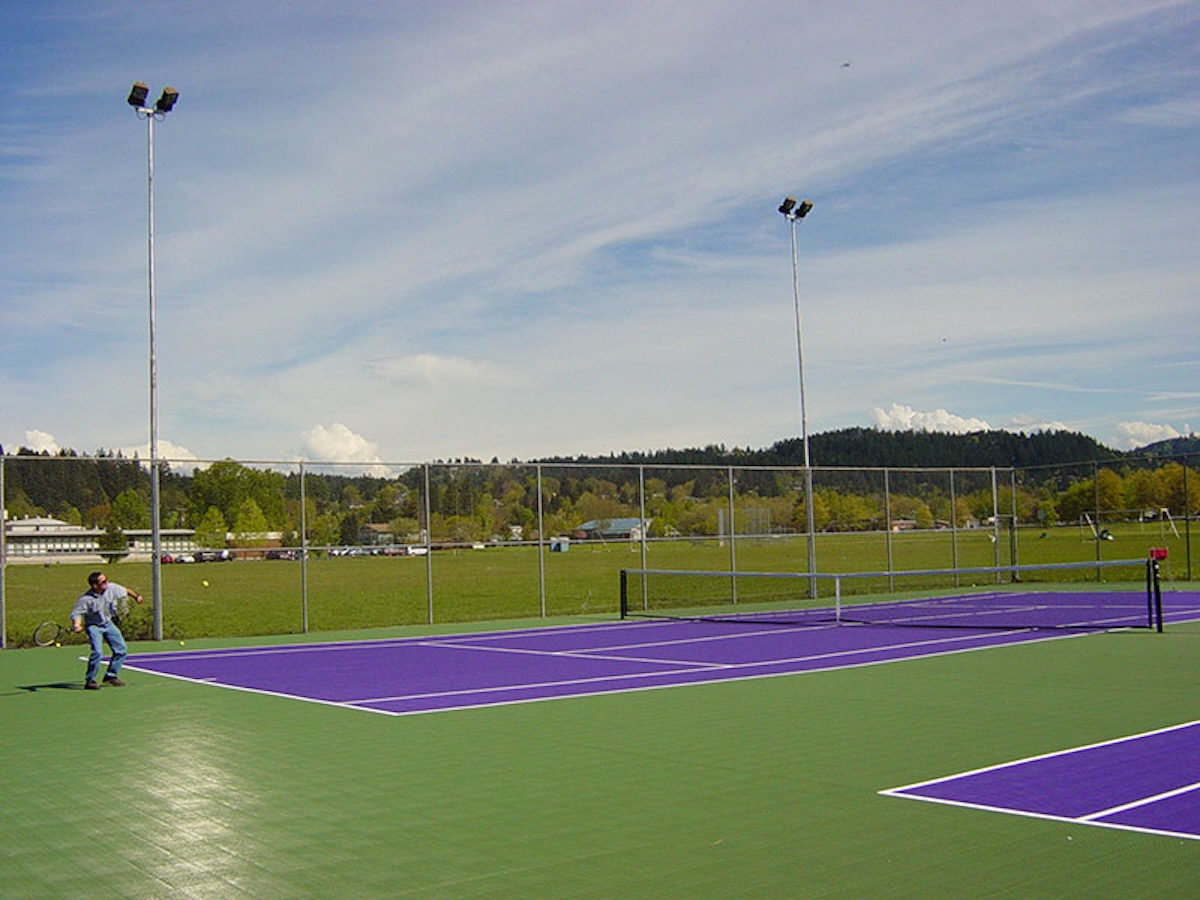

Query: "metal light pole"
left=778, top=197, right=817, bottom=597
left=128, top=82, right=178, bottom=641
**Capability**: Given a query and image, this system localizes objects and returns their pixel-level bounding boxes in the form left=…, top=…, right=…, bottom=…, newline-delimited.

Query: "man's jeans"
left=84, top=622, right=127, bottom=682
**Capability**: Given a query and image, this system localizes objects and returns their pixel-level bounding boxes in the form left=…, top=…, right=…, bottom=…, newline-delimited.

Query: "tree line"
left=1, top=430, right=1196, bottom=546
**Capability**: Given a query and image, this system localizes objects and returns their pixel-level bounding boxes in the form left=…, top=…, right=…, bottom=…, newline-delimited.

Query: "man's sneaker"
left=85, top=680, right=101, bottom=690
left=102, top=676, right=125, bottom=687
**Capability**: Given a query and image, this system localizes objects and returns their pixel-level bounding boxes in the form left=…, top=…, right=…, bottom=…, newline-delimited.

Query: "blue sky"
left=1, top=1, right=1197, bottom=470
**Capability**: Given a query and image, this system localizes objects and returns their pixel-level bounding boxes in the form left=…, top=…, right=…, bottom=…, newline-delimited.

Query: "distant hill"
left=774, top=427, right=1122, bottom=469
left=1131, top=435, right=1200, bottom=458
left=548, top=428, right=1128, bottom=470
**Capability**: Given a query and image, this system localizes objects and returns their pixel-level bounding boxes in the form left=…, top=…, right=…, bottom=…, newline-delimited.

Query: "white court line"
left=881, top=719, right=1200, bottom=842
left=412, top=639, right=736, bottom=669
left=126, top=628, right=1081, bottom=718
left=346, top=626, right=1050, bottom=690
left=353, top=664, right=729, bottom=705
left=883, top=719, right=1200, bottom=793
left=876, top=791, right=1200, bottom=843
left=125, top=616, right=1094, bottom=717
left=318, top=630, right=1066, bottom=705
left=125, top=617, right=682, bottom=662
left=1080, top=780, right=1200, bottom=822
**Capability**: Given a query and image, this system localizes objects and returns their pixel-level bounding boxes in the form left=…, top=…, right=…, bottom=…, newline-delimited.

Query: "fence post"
left=536, top=464, right=546, bottom=618
left=299, top=461, right=308, bottom=633
left=991, top=467, right=1001, bottom=581
left=423, top=464, right=434, bottom=624
left=884, top=468, right=893, bottom=591
left=1, top=456, right=6, bottom=649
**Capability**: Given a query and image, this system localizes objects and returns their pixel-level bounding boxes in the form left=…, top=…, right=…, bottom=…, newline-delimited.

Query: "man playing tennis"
left=70, top=571, right=144, bottom=690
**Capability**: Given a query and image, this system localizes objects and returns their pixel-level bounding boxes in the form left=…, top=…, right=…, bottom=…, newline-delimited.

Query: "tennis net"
left=620, top=558, right=1162, bottom=631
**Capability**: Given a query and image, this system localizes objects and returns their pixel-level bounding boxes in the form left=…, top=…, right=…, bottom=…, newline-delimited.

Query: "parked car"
left=194, top=549, right=234, bottom=562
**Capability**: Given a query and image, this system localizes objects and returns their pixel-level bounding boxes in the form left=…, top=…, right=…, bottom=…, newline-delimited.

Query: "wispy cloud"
left=363, top=354, right=512, bottom=388
left=1, top=1, right=1196, bottom=461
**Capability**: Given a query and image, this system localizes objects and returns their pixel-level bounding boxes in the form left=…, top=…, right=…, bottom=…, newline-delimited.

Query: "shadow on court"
left=16, top=681, right=85, bottom=692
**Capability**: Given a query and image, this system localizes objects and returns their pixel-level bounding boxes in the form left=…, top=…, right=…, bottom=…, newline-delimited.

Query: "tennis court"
left=3, top=587, right=1199, bottom=896
left=114, top=623, right=1103, bottom=716
left=124, top=582, right=1199, bottom=716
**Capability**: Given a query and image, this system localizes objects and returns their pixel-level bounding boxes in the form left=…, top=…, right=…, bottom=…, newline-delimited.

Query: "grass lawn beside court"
left=2, top=520, right=1191, bottom=647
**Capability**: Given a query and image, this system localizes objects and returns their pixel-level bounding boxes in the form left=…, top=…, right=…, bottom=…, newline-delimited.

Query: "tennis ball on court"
left=55, top=641, right=62, bottom=647
left=201, top=579, right=210, bottom=587
left=179, top=640, right=186, bottom=646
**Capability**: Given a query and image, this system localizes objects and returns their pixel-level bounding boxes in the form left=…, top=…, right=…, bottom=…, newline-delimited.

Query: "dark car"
left=194, top=549, right=234, bottom=562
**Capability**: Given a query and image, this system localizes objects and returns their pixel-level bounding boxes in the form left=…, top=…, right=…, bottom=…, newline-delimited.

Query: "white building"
left=2, top=515, right=195, bottom=560
left=3, top=515, right=103, bottom=557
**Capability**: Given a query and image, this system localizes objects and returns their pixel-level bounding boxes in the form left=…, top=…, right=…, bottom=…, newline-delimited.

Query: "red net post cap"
left=1149, top=547, right=1169, bottom=560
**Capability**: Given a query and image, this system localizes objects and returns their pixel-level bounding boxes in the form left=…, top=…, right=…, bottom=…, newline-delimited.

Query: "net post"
left=1153, top=559, right=1164, bottom=633
left=619, top=569, right=628, bottom=619
left=834, top=575, right=842, bottom=625
left=1146, top=558, right=1153, bottom=627
left=1148, top=549, right=1167, bottom=632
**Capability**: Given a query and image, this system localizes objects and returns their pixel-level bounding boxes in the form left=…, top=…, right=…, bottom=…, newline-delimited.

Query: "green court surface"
left=2, top=619, right=1197, bottom=898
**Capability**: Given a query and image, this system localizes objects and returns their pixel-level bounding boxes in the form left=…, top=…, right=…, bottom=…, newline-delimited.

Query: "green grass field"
left=3, top=522, right=1191, bottom=647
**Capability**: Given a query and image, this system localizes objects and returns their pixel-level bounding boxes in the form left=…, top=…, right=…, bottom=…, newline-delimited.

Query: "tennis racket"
left=33, top=621, right=80, bottom=647
left=43, top=594, right=138, bottom=643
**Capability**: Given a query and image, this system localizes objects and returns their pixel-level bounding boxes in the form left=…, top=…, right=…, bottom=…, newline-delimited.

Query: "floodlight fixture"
left=127, top=82, right=149, bottom=108
left=127, top=82, right=179, bottom=118
left=155, top=87, right=179, bottom=114
left=778, top=196, right=813, bottom=221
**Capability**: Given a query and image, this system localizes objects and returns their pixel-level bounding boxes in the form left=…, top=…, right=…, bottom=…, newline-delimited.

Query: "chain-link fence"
left=2, top=452, right=1194, bottom=646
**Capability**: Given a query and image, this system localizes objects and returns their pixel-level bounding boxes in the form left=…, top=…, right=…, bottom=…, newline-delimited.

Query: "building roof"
left=574, top=517, right=650, bottom=537
left=4, top=515, right=101, bottom=535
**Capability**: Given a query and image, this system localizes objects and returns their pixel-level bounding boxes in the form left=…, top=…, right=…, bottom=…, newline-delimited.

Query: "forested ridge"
left=3, top=430, right=1196, bottom=541
left=554, top=427, right=1131, bottom=470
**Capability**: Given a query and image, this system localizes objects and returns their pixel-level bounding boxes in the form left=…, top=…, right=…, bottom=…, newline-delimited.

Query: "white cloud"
left=23, top=430, right=60, bottom=454
left=1116, top=421, right=1183, bottom=450
left=363, top=354, right=511, bottom=388
left=1003, top=414, right=1070, bottom=434
left=120, top=440, right=205, bottom=473
left=871, top=404, right=991, bottom=434
left=302, top=423, right=391, bottom=476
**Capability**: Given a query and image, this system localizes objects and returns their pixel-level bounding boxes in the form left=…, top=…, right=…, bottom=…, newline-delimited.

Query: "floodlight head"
left=127, top=82, right=149, bottom=108
left=778, top=196, right=797, bottom=216
left=795, top=199, right=813, bottom=219
left=155, top=87, right=179, bottom=114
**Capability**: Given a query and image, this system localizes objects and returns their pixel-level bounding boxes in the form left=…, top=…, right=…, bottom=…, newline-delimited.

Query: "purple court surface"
left=127, top=619, right=1064, bottom=715
left=125, top=588, right=1200, bottom=717
left=882, top=720, right=1200, bottom=842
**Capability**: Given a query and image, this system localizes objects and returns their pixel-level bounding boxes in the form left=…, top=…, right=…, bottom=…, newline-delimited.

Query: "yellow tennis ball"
left=179, top=640, right=186, bottom=646
left=201, top=579, right=210, bottom=587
